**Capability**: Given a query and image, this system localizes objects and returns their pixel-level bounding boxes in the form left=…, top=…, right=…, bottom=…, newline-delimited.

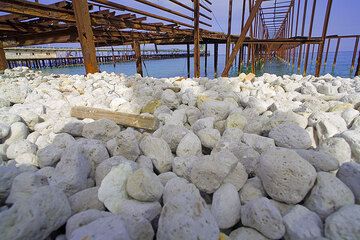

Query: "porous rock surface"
left=0, top=67, right=359, bottom=239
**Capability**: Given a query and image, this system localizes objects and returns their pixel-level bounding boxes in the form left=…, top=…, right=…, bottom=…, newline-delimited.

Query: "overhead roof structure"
left=0, top=0, right=359, bottom=77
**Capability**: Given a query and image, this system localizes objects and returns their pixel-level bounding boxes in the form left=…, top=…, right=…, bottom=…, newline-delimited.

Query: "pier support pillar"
left=214, top=43, right=218, bottom=78
left=193, top=0, right=200, bottom=78
left=0, top=42, right=8, bottom=71
left=72, top=0, right=99, bottom=74
left=205, top=44, right=208, bottom=77
left=132, top=41, right=143, bottom=76
left=187, top=44, right=190, bottom=78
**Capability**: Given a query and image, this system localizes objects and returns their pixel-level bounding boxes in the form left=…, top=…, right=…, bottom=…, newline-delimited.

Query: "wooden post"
left=332, top=38, right=341, bottom=68
left=187, top=44, right=190, bottom=78
left=205, top=44, right=208, bottom=76
left=214, top=43, right=218, bottom=78
left=351, top=37, right=359, bottom=70
left=222, top=0, right=263, bottom=76
left=0, top=42, right=7, bottom=71
left=193, top=0, right=200, bottom=78
left=72, top=0, right=99, bottom=74
left=226, top=0, right=233, bottom=63
left=315, top=0, right=333, bottom=77
left=132, top=41, right=143, bottom=76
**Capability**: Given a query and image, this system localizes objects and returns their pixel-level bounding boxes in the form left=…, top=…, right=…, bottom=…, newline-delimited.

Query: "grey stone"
left=241, top=197, right=285, bottom=239
left=295, top=149, right=339, bottom=172
left=269, top=123, right=312, bottom=149
left=176, top=131, right=202, bottom=157
left=197, top=128, right=221, bottom=149
left=190, top=151, right=238, bottom=193
left=140, top=135, right=173, bottom=173
left=229, top=227, right=270, bottom=240
left=157, top=178, right=219, bottom=240
left=0, top=186, right=71, bottom=240
left=304, top=172, right=355, bottom=219
left=82, top=119, right=120, bottom=142
left=106, top=128, right=140, bottom=161
left=126, top=168, right=164, bottom=202
left=258, top=148, right=317, bottom=204
left=336, top=162, right=360, bottom=204
left=4, top=122, right=29, bottom=145
left=324, top=205, right=360, bottom=240
left=211, top=183, right=241, bottom=229
left=318, top=137, right=352, bottom=165
left=68, top=187, right=104, bottom=213
left=283, top=205, right=323, bottom=240
left=239, top=177, right=267, bottom=205
left=37, top=144, right=63, bottom=168
left=6, top=171, right=48, bottom=204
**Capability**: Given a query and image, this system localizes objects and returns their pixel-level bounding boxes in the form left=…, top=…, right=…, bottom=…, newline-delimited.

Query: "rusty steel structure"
left=0, top=0, right=359, bottom=77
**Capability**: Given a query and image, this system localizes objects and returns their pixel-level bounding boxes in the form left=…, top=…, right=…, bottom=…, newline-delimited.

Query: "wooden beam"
left=72, top=0, right=99, bottom=74
left=0, top=42, right=7, bottom=71
left=71, top=106, right=158, bottom=131
left=132, top=41, right=143, bottom=76
left=193, top=0, right=200, bottom=78
left=222, top=0, right=263, bottom=77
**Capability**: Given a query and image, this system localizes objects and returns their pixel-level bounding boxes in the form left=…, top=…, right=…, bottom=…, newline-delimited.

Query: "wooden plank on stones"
left=71, top=106, right=159, bottom=131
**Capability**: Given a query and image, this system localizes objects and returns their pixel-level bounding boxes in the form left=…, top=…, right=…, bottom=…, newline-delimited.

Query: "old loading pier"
left=4, top=47, right=208, bottom=69
left=0, top=0, right=359, bottom=77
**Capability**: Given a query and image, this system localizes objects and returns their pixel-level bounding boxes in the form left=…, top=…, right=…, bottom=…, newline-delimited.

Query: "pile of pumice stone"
left=0, top=66, right=359, bottom=240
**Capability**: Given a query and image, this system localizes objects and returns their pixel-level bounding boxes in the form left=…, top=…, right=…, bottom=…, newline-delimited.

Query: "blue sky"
left=6, top=0, right=360, bottom=52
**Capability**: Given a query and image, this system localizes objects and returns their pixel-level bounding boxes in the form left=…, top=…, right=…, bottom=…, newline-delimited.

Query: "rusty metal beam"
left=351, top=37, right=359, bottom=70
left=168, top=0, right=212, bottom=21
left=315, top=0, right=332, bottom=76
left=193, top=0, right=200, bottom=77
left=222, top=0, right=263, bottom=77
left=226, top=0, right=233, bottom=63
left=303, top=0, right=317, bottom=75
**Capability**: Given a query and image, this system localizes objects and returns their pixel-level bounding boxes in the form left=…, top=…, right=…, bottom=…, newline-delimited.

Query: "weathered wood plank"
left=71, top=106, right=159, bottom=131
left=0, top=42, right=7, bottom=71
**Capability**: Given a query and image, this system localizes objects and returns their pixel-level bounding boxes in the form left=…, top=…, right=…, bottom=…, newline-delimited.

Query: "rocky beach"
left=0, top=66, right=359, bottom=240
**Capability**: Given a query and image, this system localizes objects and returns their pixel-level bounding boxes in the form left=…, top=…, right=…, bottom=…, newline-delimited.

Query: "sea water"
left=42, top=51, right=358, bottom=78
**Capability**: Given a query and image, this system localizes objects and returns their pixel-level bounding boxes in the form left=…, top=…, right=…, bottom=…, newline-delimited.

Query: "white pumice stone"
left=1, top=68, right=360, bottom=239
